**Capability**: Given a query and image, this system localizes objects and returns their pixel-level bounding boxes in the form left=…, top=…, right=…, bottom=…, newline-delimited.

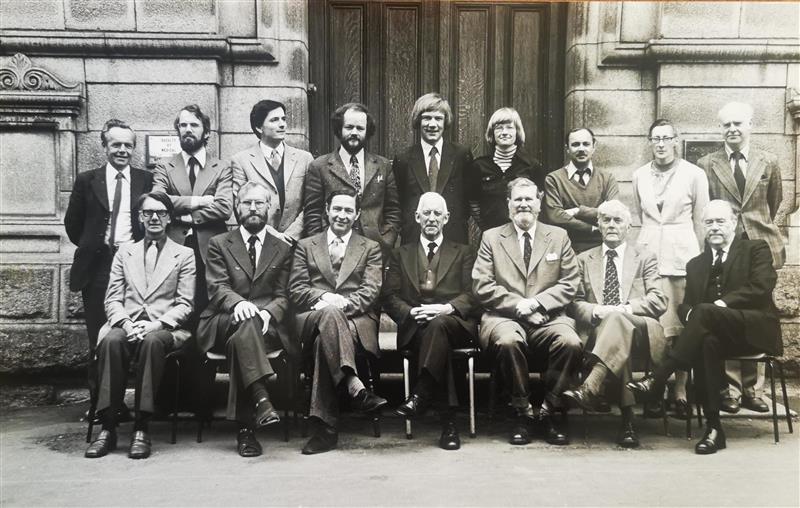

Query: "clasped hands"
left=122, top=319, right=162, bottom=342
left=515, top=299, right=548, bottom=326
left=410, top=303, right=454, bottom=323
left=233, top=300, right=271, bottom=334
left=313, top=292, right=352, bottom=312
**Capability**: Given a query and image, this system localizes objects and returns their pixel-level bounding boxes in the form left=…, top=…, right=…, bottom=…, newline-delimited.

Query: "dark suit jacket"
left=697, top=147, right=784, bottom=268
left=152, top=153, right=233, bottom=264
left=304, top=151, right=401, bottom=251
left=383, top=239, right=479, bottom=351
left=64, top=166, right=153, bottom=291
left=289, top=231, right=383, bottom=356
left=678, top=237, right=781, bottom=356
left=197, top=228, right=294, bottom=357
left=392, top=141, right=473, bottom=244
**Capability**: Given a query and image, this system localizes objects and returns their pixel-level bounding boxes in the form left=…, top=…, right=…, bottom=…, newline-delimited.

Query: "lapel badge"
left=376, top=174, right=383, bottom=183
left=545, top=252, right=559, bottom=261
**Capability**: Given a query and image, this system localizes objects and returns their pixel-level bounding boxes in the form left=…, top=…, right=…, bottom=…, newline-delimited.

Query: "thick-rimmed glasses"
left=140, top=210, right=169, bottom=219
left=648, top=136, right=675, bottom=144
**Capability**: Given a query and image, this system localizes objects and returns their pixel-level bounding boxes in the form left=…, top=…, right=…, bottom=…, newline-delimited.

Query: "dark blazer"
left=383, top=240, right=479, bottom=351
left=304, top=151, right=401, bottom=252
left=392, top=141, right=473, bottom=244
left=678, top=237, right=781, bottom=356
left=197, top=228, right=294, bottom=357
left=467, top=152, right=546, bottom=231
left=289, top=231, right=383, bottom=356
left=64, top=166, right=153, bottom=291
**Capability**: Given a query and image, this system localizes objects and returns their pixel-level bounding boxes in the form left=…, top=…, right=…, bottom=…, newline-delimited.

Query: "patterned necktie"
left=731, top=151, right=746, bottom=197
left=711, top=248, right=724, bottom=276
left=574, top=168, right=588, bottom=186
left=108, top=171, right=124, bottom=248
left=269, top=149, right=281, bottom=170
left=247, top=235, right=258, bottom=270
left=603, top=249, right=621, bottom=305
left=145, top=240, right=158, bottom=288
left=427, top=242, right=437, bottom=262
left=188, top=156, right=198, bottom=191
left=428, top=146, right=439, bottom=191
left=522, top=232, right=532, bottom=271
left=349, top=155, right=362, bottom=194
left=330, top=236, right=344, bottom=272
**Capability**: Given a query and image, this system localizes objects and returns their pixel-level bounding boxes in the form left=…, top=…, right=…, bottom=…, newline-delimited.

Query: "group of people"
left=65, top=93, right=784, bottom=460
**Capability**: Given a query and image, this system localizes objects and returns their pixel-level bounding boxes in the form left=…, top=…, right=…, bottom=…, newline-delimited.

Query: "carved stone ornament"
left=0, top=53, right=80, bottom=92
left=788, top=88, right=800, bottom=122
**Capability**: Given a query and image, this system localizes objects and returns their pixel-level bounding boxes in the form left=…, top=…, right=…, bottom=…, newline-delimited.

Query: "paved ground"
left=2, top=393, right=798, bottom=507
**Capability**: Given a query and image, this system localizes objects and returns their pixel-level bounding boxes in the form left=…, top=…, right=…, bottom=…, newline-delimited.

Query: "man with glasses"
left=85, top=192, right=195, bottom=459
left=197, top=182, right=295, bottom=457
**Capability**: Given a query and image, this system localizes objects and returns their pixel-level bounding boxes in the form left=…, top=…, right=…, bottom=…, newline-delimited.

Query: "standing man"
left=473, top=177, right=582, bottom=446
left=563, top=200, right=667, bottom=448
left=290, top=189, right=387, bottom=455
left=543, top=127, right=619, bottom=253
left=304, top=102, right=401, bottom=252
left=65, top=119, right=153, bottom=403
left=85, top=192, right=195, bottom=459
left=153, top=104, right=233, bottom=319
left=231, top=99, right=313, bottom=245
left=392, top=93, right=473, bottom=244
left=197, top=182, right=295, bottom=458
left=384, top=192, right=479, bottom=450
left=697, top=101, right=784, bottom=414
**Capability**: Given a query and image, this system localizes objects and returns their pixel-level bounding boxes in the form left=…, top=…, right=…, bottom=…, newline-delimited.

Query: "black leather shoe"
left=302, top=424, right=338, bottom=455
left=237, top=428, right=262, bottom=457
left=439, top=422, right=460, bottom=451
left=509, top=418, right=531, bottom=445
left=84, top=430, right=116, bottom=458
left=617, top=420, right=640, bottom=448
left=351, top=389, right=388, bottom=413
left=563, top=385, right=601, bottom=412
left=626, top=376, right=661, bottom=402
left=538, top=414, right=569, bottom=446
left=742, top=396, right=769, bottom=413
left=394, top=394, right=430, bottom=418
left=695, top=427, right=726, bottom=455
left=255, top=397, right=280, bottom=428
left=720, top=396, right=740, bottom=414
left=672, top=399, right=690, bottom=420
left=128, top=430, right=151, bottom=459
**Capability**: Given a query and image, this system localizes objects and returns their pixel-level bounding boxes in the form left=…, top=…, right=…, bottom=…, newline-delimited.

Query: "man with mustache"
left=697, top=101, right=785, bottom=415
left=304, top=102, right=401, bottom=253
left=543, top=127, right=619, bottom=253
left=473, top=177, right=582, bottom=446
left=153, top=104, right=233, bottom=320
left=392, top=93, right=473, bottom=245
left=197, top=182, right=294, bottom=457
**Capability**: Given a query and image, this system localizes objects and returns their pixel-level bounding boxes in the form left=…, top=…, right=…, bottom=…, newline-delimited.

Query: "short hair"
left=564, top=127, right=596, bottom=145
left=415, top=192, right=449, bottom=214
left=648, top=118, right=678, bottom=138
left=174, top=104, right=211, bottom=143
left=597, top=200, right=632, bottom=223
left=704, top=199, right=738, bottom=221
left=135, top=191, right=174, bottom=218
left=249, top=100, right=287, bottom=138
left=235, top=181, right=271, bottom=206
left=410, top=93, right=453, bottom=131
left=331, top=102, right=376, bottom=140
left=100, top=119, right=135, bottom=147
left=485, top=107, right=526, bottom=146
left=326, top=188, right=361, bottom=211
left=506, top=177, right=539, bottom=199
left=718, top=101, right=754, bottom=123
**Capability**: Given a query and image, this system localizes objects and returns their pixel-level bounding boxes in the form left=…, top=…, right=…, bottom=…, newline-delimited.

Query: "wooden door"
left=309, top=0, right=565, bottom=169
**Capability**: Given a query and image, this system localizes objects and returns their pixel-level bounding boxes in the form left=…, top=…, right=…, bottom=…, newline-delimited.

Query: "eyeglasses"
left=648, top=136, right=675, bottom=144
left=241, top=200, right=267, bottom=209
left=140, top=210, right=169, bottom=219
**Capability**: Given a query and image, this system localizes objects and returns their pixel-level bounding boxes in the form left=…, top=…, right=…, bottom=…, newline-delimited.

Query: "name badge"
left=376, top=175, right=384, bottom=182
left=545, top=252, right=559, bottom=262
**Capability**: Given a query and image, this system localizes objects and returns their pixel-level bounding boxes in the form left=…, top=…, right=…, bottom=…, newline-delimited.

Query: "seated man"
left=85, top=191, right=195, bottom=459
left=563, top=200, right=667, bottom=448
left=472, top=177, right=583, bottom=446
left=289, top=189, right=387, bottom=455
left=384, top=192, right=479, bottom=450
left=197, top=182, right=295, bottom=458
left=628, top=200, right=783, bottom=455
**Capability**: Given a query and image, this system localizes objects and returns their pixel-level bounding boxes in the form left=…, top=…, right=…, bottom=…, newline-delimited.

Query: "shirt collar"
left=725, top=143, right=749, bottom=161
left=260, top=141, right=284, bottom=159
left=327, top=227, right=353, bottom=247
left=181, top=147, right=206, bottom=169
left=145, top=235, right=167, bottom=251
left=421, top=138, right=444, bottom=157
left=420, top=234, right=443, bottom=251
left=602, top=242, right=626, bottom=258
left=239, top=225, right=267, bottom=245
left=566, top=161, right=593, bottom=178
left=105, top=163, right=131, bottom=180
left=339, top=146, right=364, bottom=167
left=513, top=221, right=536, bottom=240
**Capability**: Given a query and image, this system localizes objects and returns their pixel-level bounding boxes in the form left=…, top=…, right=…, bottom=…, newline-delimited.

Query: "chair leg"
left=171, top=358, right=180, bottom=444
left=86, top=402, right=96, bottom=443
left=488, top=370, right=497, bottom=420
left=196, top=358, right=213, bottom=443
left=364, top=359, right=380, bottom=438
left=403, top=357, right=412, bottom=440
left=282, top=359, right=291, bottom=442
left=468, top=356, right=476, bottom=439
left=662, top=384, right=670, bottom=437
left=777, top=361, right=793, bottom=434
left=685, top=369, right=693, bottom=439
left=767, top=359, right=779, bottom=443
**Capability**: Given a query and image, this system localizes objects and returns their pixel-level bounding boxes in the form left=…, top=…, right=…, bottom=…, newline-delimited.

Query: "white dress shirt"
left=566, top=161, right=594, bottom=186
left=600, top=241, right=633, bottom=314
left=338, top=146, right=365, bottom=188
left=513, top=222, right=537, bottom=273
left=105, top=163, right=132, bottom=246
left=260, top=141, right=284, bottom=163
left=181, top=147, right=206, bottom=176
left=327, top=228, right=353, bottom=251
left=725, top=143, right=749, bottom=177
left=239, top=225, right=268, bottom=266
left=421, top=138, right=443, bottom=175
left=419, top=233, right=443, bottom=256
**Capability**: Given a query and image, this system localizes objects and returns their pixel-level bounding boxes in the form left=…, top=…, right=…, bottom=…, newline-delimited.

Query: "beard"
left=340, top=135, right=365, bottom=154
left=180, top=133, right=205, bottom=153
left=511, top=210, right=537, bottom=230
left=239, top=212, right=267, bottom=234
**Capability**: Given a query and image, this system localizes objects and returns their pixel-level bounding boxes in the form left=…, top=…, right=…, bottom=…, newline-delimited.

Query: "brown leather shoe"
left=85, top=430, right=116, bottom=458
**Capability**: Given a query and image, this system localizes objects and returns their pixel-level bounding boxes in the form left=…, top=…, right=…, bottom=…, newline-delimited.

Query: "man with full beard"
left=153, top=104, right=233, bottom=317
left=304, top=102, right=401, bottom=253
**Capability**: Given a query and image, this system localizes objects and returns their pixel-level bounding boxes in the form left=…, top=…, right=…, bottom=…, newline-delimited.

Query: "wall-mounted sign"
left=683, top=140, right=724, bottom=166
left=146, top=135, right=181, bottom=167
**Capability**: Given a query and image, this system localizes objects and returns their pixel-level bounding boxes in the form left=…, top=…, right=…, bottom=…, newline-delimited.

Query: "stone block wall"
left=566, top=1, right=800, bottom=372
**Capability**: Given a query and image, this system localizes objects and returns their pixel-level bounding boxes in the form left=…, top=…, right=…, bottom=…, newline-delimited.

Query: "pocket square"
left=545, top=252, right=559, bottom=261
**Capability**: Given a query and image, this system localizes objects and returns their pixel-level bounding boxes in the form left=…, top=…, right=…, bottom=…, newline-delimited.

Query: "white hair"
left=597, top=200, right=632, bottom=223
left=416, top=192, right=448, bottom=214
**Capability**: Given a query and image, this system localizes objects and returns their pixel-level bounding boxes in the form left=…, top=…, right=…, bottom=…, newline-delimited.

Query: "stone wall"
left=566, top=1, right=800, bottom=373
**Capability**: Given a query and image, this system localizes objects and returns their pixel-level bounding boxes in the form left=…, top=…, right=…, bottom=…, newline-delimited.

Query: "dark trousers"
left=96, top=327, right=175, bottom=423
left=80, top=246, right=114, bottom=400
left=670, top=303, right=761, bottom=416
left=410, top=315, right=473, bottom=408
left=487, top=319, right=582, bottom=409
left=183, top=234, right=208, bottom=329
